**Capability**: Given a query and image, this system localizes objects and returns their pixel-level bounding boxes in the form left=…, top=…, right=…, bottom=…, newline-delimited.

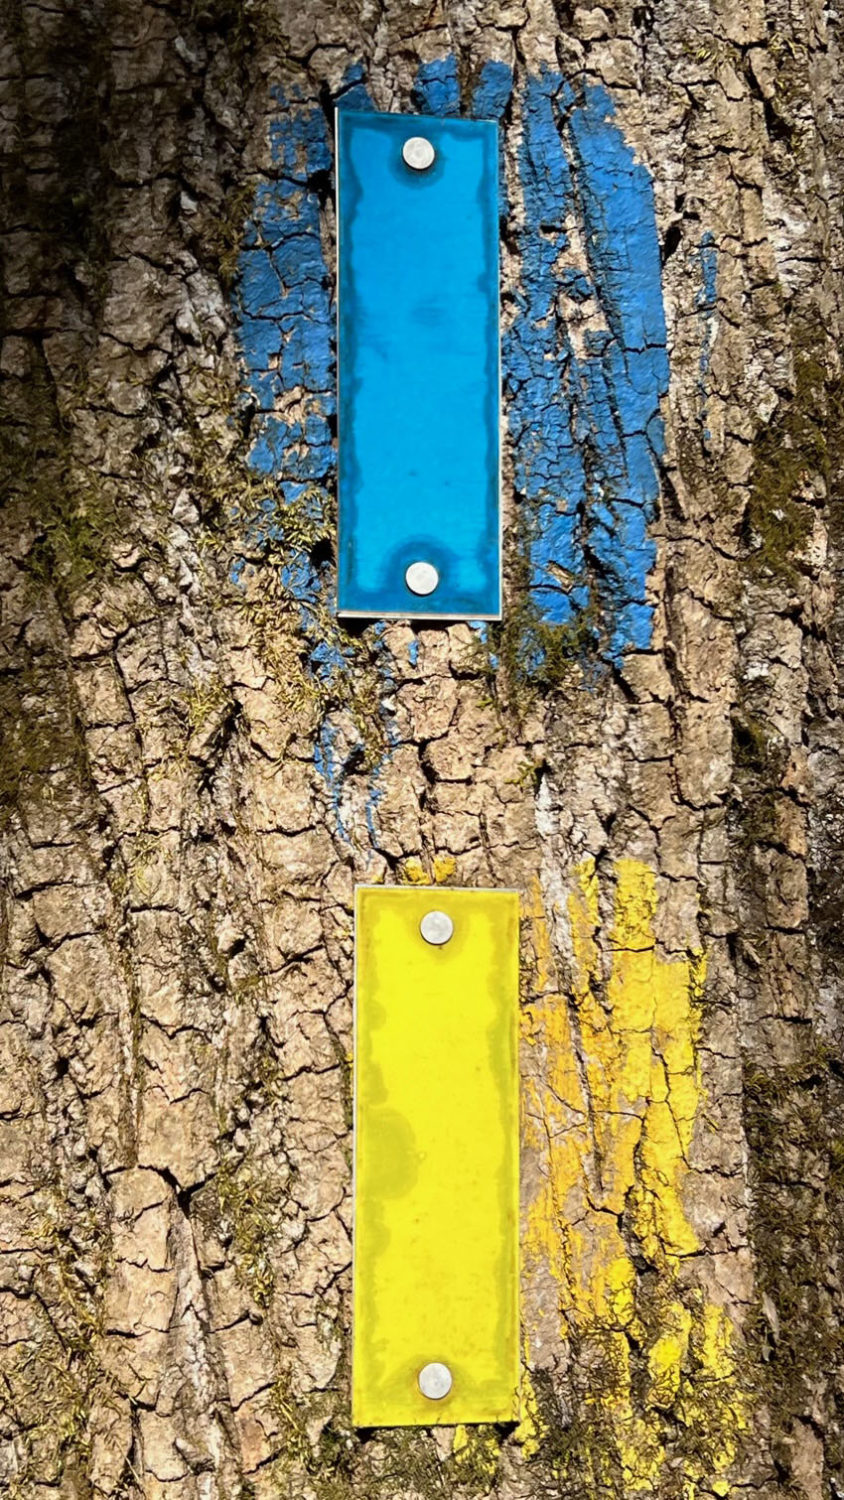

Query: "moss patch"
left=0, top=663, right=94, bottom=830
left=1, top=1193, right=114, bottom=1500
left=215, top=1153, right=278, bottom=1308
left=745, top=340, right=843, bottom=581
left=742, top=1047, right=844, bottom=1482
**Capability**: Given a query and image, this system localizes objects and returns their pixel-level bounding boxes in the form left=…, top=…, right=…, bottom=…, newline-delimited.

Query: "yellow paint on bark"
left=402, top=853, right=457, bottom=885
left=521, top=858, right=747, bottom=1495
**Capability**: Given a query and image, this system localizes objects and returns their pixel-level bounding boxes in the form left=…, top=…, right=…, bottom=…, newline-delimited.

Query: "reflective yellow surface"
left=353, top=887, right=519, bottom=1427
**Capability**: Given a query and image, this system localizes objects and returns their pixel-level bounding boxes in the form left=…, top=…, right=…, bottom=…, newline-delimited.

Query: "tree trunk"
left=2, top=1, right=843, bottom=1496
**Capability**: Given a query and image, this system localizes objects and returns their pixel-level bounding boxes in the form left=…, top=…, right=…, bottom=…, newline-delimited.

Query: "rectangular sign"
left=353, top=887, right=519, bottom=1427
left=336, top=110, right=501, bottom=620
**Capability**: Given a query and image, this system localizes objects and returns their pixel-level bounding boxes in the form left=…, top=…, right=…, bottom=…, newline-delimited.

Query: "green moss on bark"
left=745, top=338, right=843, bottom=581
left=742, top=1047, right=844, bottom=1483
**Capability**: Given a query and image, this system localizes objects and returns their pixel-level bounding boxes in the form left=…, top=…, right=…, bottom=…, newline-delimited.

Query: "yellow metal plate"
left=353, top=886, right=519, bottom=1427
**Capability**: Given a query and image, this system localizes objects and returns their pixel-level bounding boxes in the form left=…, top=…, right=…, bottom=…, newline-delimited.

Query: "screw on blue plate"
left=336, top=110, right=501, bottom=621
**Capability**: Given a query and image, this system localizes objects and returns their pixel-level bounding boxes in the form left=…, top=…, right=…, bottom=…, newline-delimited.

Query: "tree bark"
left=1, top=1, right=843, bottom=1497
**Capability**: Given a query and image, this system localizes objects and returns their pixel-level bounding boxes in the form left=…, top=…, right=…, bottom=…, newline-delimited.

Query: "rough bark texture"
left=2, top=1, right=844, bottom=1497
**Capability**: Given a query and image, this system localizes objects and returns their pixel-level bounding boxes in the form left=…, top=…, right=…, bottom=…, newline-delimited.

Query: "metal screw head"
left=405, top=560, right=439, bottom=596
left=420, top=910, right=454, bottom=946
left=418, top=1361, right=453, bottom=1400
left=402, top=136, right=436, bottom=172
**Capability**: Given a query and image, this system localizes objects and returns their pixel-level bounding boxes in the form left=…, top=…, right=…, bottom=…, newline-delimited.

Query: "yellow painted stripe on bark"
left=353, top=886, right=519, bottom=1427
left=522, top=859, right=747, bottom=1495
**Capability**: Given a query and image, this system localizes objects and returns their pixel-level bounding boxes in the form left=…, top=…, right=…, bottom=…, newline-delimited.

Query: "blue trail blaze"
left=509, top=73, right=669, bottom=660
left=231, top=60, right=670, bottom=839
left=336, top=110, right=501, bottom=618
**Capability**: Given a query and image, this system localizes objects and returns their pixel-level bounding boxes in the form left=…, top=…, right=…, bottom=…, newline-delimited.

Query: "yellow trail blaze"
left=353, top=886, right=520, bottom=1427
left=521, top=858, right=746, bottom=1495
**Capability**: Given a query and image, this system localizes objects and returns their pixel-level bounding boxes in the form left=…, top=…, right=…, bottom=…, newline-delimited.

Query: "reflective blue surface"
left=337, top=111, right=500, bottom=618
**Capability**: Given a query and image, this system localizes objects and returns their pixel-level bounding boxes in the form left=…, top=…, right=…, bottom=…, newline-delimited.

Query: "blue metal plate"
left=336, top=111, right=501, bottom=619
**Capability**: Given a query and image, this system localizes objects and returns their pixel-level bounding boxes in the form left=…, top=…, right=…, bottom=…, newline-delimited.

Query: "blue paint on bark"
left=314, top=720, right=349, bottom=840
left=233, top=88, right=335, bottom=599
left=509, top=71, right=669, bottom=660
left=471, top=60, right=513, bottom=219
left=335, top=63, right=373, bottom=113
left=471, top=59, right=514, bottom=120
left=412, top=56, right=461, bottom=115
left=231, top=61, right=670, bottom=833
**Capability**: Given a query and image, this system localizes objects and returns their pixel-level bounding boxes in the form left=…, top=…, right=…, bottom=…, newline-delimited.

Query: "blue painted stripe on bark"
left=471, top=60, right=513, bottom=220
left=507, top=72, right=585, bottom=630
left=233, top=90, right=333, bottom=555
left=471, top=59, right=514, bottom=120
left=696, top=230, right=718, bottom=360
left=510, top=71, right=669, bottom=659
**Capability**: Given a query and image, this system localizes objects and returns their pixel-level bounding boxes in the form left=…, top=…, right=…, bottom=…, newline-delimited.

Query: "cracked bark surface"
left=1, top=0, right=844, bottom=1497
